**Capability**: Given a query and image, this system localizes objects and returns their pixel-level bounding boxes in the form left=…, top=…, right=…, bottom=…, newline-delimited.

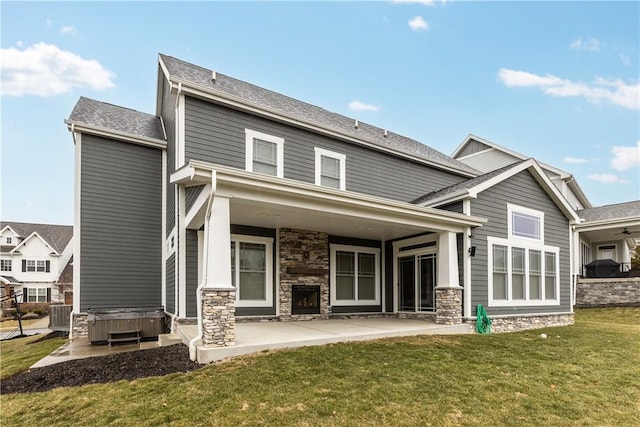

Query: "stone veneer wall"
left=576, top=278, right=640, bottom=308
left=279, top=228, right=330, bottom=321
left=486, top=313, right=574, bottom=333
left=201, top=288, right=236, bottom=346
left=71, top=312, right=88, bottom=338
left=435, top=287, right=462, bottom=325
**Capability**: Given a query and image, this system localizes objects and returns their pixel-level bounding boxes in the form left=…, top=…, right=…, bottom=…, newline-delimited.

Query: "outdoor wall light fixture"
left=469, top=246, right=477, bottom=257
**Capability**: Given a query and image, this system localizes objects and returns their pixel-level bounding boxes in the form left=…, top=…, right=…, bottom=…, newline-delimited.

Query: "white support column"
left=202, top=195, right=233, bottom=289
left=437, top=231, right=460, bottom=288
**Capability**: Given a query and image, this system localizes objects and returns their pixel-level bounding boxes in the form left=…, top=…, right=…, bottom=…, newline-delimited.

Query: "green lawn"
left=2, top=308, right=639, bottom=426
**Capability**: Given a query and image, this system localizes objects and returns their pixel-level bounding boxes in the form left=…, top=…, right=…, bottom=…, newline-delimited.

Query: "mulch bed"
left=1, top=340, right=203, bottom=394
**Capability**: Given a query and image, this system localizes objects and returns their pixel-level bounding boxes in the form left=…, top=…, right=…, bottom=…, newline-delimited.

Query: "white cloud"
left=620, top=54, right=631, bottom=67
left=408, top=16, right=429, bottom=31
left=498, top=68, right=640, bottom=111
left=60, top=25, right=79, bottom=37
left=0, top=43, right=116, bottom=96
left=569, top=37, right=601, bottom=52
left=587, top=174, right=629, bottom=184
left=563, top=157, right=589, bottom=164
left=348, top=100, right=381, bottom=112
left=611, top=141, right=640, bottom=171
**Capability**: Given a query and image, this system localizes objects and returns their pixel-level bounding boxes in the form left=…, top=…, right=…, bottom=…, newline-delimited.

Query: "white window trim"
left=330, top=244, right=380, bottom=306
left=231, top=234, right=274, bottom=308
left=314, top=147, right=346, bottom=190
left=245, top=129, right=284, bottom=178
left=508, top=203, right=544, bottom=242
left=487, top=236, right=560, bottom=307
left=0, top=259, right=11, bottom=272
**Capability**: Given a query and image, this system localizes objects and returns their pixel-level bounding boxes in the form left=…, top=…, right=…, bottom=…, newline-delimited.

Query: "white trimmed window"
left=488, top=236, right=559, bottom=307
left=6, top=237, right=12, bottom=244
left=231, top=234, right=273, bottom=307
left=27, top=288, right=47, bottom=303
left=330, top=244, right=380, bottom=306
left=1, top=259, right=11, bottom=272
left=314, top=147, right=346, bottom=190
left=245, top=129, right=284, bottom=178
left=508, top=204, right=543, bottom=241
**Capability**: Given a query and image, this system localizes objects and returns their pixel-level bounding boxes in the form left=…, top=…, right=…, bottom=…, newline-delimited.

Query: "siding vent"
left=354, top=119, right=359, bottom=129
left=211, top=70, right=217, bottom=82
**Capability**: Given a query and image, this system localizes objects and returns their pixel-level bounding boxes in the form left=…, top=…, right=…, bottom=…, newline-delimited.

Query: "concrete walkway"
left=180, top=318, right=474, bottom=364
left=30, top=318, right=474, bottom=368
left=0, top=315, right=52, bottom=340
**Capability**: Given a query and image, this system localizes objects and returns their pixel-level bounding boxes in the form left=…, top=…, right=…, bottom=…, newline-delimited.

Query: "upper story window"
left=6, top=237, right=12, bottom=244
left=314, top=147, right=346, bottom=190
left=508, top=204, right=543, bottom=241
left=0, top=259, right=11, bottom=272
left=22, top=260, right=50, bottom=273
left=245, top=129, right=284, bottom=178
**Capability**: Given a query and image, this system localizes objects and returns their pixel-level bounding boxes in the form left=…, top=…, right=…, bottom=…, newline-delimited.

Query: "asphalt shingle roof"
left=576, top=201, right=640, bottom=223
left=411, top=161, right=526, bottom=205
left=160, top=54, right=479, bottom=176
left=1, top=222, right=73, bottom=254
left=68, top=97, right=165, bottom=141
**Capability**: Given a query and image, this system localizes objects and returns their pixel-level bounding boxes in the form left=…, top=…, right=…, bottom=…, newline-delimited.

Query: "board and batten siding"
left=184, top=97, right=467, bottom=203
left=458, top=149, right=519, bottom=174
left=166, top=254, right=175, bottom=314
left=80, top=135, right=162, bottom=311
left=185, top=229, right=199, bottom=317
left=469, top=170, right=571, bottom=316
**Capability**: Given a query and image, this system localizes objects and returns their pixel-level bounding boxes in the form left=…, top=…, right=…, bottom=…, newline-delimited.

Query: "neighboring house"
left=64, top=54, right=636, bottom=361
left=0, top=222, right=74, bottom=304
left=451, top=135, right=640, bottom=279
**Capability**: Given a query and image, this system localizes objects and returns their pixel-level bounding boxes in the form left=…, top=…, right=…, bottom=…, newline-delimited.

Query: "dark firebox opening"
left=291, top=285, right=321, bottom=314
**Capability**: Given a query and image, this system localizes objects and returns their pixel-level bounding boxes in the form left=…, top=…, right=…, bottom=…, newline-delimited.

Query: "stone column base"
left=435, top=287, right=462, bottom=325
left=71, top=312, right=88, bottom=339
left=201, top=288, right=236, bottom=347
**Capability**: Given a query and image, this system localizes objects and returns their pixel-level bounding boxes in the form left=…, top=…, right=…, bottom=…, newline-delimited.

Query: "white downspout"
left=189, top=172, right=216, bottom=361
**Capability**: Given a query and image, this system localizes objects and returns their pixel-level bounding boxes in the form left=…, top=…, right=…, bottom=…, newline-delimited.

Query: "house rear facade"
left=66, top=54, right=601, bottom=359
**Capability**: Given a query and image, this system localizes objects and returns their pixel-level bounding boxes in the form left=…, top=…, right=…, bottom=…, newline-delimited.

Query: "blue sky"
left=2, top=1, right=639, bottom=226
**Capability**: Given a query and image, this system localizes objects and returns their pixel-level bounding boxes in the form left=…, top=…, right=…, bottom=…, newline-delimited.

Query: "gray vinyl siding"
left=458, top=139, right=490, bottom=157
left=80, top=134, right=162, bottom=311
left=184, top=97, right=467, bottom=202
left=166, top=254, right=175, bottom=314
left=162, top=79, right=176, bottom=235
left=469, top=170, right=571, bottom=316
left=186, top=186, right=204, bottom=213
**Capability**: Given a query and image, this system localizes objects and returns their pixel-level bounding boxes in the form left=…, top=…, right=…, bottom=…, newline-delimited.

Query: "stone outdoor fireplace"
left=291, top=285, right=321, bottom=315
left=279, top=229, right=330, bottom=320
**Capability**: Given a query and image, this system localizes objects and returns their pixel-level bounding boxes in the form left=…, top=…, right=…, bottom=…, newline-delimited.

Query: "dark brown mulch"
left=1, top=343, right=203, bottom=394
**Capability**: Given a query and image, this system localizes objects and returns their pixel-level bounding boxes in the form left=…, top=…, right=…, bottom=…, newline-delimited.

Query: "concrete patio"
left=32, top=318, right=474, bottom=368
left=179, top=318, right=475, bottom=364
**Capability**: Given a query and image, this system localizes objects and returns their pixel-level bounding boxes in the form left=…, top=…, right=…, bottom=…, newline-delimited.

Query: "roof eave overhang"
left=171, top=161, right=487, bottom=233
left=65, top=120, right=167, bottom=149
left=162, top=74, right=477, bottom=179
left=574, top=216, right=640, bottom=232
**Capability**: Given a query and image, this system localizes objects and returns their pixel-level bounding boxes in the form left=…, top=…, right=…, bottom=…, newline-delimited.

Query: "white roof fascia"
left=171, top=161, right=487, bottom=232
left=574, top=217, right=640, bottom=232
left=566, top=178, right=592, bottom=209
left=11, top=231, right=58, bottom=255
left=453, top=134, right=570, bottom=179
left=0, top=225, right=21, bottom=238
left=425, top=159, right=580, bottom=222
left=165, top=77, right=477, bottom=178
left=64, top=120, right=167, bottom=149
left=419, top=191, right=475, bottom=208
